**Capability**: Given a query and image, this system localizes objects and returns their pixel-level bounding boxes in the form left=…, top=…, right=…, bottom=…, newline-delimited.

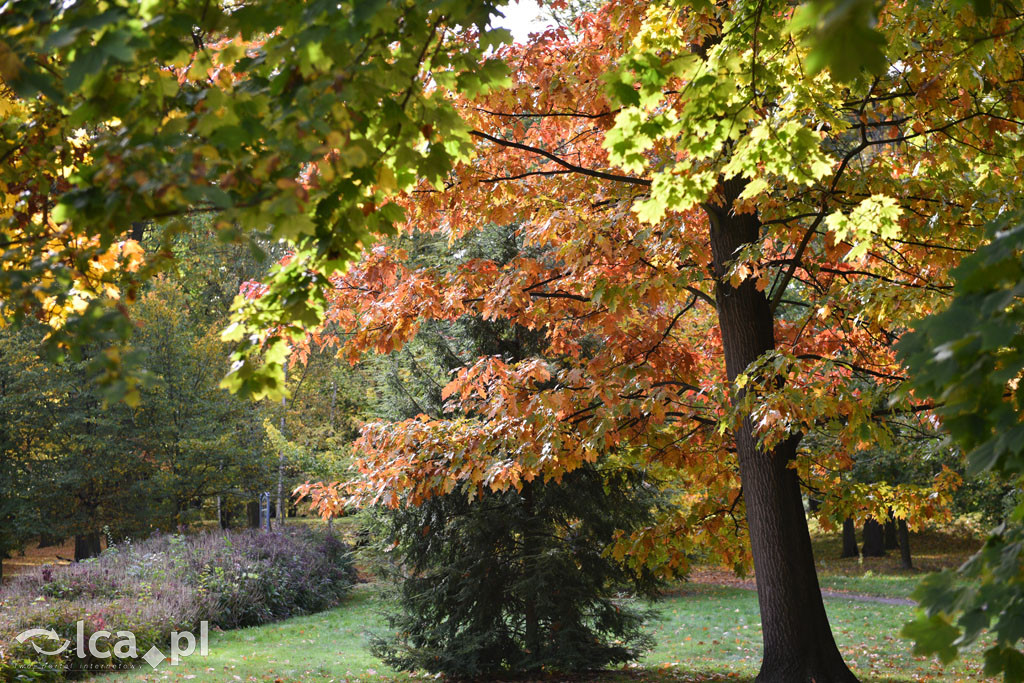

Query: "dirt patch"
left=2, top=538, right=78, bottom=584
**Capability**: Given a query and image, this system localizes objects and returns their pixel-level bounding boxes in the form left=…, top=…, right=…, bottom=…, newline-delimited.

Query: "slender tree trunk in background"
left=862, top=518, right=886, bottom=557
left=246, top=501, right=260, bottom=528
left=174, top=496, right=186, bottom=529
left=276, top=367, right=287, bottom=526
left=898, top=519, right=913, bottom=570
left=841, top=517, right=859, bottom=558
left=129, top=221, right=146, bottom=242
left=330, top=380, right=337, bottom=430
left=220, top=499, right=234, bottom=532
left=707, top=186, right=859, bottom=682
left=38, top=532, right=63, bottom=548
left=521, top=483, right=541, bottom=659
left=275, top=452, right=285, bottom=524
left=883, top=509, right=898, bottom=550
left=74, top=531, right=102, bottom=561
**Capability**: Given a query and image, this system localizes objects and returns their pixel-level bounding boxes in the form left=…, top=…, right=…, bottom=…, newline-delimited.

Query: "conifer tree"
left=364, top=225, right=663, bottom=676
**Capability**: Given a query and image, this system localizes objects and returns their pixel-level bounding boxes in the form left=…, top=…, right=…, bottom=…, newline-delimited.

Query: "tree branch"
left=470, top=130, right=651, bottom=187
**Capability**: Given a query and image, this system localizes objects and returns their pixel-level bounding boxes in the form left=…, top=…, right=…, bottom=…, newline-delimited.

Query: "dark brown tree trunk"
left=74, top=532, right=102, bottom=561
left=861, top=518, right=885, bottom=557
left=883, top=509, right=898, bottom=550
left=897, top=518, right=913, bottom=569
left=220, top=500, right=233, bottom=530
left=524, top=596, right=539, bottom=656
left=707, top=190, right=859, bottom=682
left=129, top=221, right=146, bottom=242
left=521, top=483, right=541, bottom=658
left=38, top=532, right=63, bottom=549
left=246, top=501, right=260, bottom=528
left=841, top=517, right=859, bottom=558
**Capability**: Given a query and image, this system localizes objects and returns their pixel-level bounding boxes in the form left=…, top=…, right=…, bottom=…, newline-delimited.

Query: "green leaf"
left=902, top=613, right=961, bottom=664
left=791, top=0, right=888, bottom=81
left=275, top=213, right=317, bottom=239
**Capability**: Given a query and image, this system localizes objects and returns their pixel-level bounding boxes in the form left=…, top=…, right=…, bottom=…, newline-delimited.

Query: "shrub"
left=0, top=527, right=355, bottom=679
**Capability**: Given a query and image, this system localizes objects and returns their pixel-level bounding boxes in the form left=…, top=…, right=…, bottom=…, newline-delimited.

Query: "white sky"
left=493, top=0, right=554, bottom=43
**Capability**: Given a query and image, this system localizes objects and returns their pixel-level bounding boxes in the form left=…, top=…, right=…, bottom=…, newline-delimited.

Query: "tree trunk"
left=897, top=518, right=913, bottom=570
left=521, top=483, right=541, bottom=658
left=841, top=517, right=859, bottom=558
left=38, top=532, right=63, bottom=549
left=861, top=518, right=885, bottom=557
left=129, top=221, right=146, bottom=242
left=276, top=367, right=287, bottom=526
left=246, top=501, right=260, bottom=528
left=707, top=190, right=859, bottom=682
left=524, top=594, right=540, bottom=657
left=883, top=509, right=898, bottom=550
left=220, top=499, right=233, bottom=529
left=74, top=532, right=102, bottom=561
left=174, top=497, right=185, bottom=529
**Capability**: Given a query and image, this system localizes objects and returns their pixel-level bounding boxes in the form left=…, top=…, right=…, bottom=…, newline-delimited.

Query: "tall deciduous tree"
left=298, top=2, right=1022, bottom=680
left=0, top=324, right=53, bottom=580
left=1, top=0, right=510, bottom=401
left=127, top=278, right=275, bottom=526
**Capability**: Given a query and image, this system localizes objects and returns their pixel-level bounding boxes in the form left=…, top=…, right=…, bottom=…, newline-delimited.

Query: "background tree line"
left=1, top=222, right=288, bottom=577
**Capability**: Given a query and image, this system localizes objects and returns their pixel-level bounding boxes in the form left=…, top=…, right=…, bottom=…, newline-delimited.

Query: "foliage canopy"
left=4, top=0, right=1024, bottom=679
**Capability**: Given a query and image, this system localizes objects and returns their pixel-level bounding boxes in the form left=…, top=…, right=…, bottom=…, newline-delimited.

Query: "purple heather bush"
left=0, top=528, right=355, bottom=679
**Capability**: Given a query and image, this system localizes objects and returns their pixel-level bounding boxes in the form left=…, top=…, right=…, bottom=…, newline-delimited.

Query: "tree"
left=820, top=422, right=960, bottom=566
left=298, top=2, right=1022, bottom=680
left=1, top=0, right=510, bottom=402
left=3, top=0, right=1022, bottom=679
left=900, top=209, right=1024, bottom=679
left=897, top=517, right=913, bottom=571
left=0, top=324, right=53, bottom=581
left=840, top=518, right=858, bottom=559
left=303, top=223, right=665, bottom=676
left=3, top=324, right=152, bottom=557
left=861, top=519, right=885, bottom=558
left=0, top=257, right=276, bottom=554
left=370, top=465, right=662, bottom=677
left=126, top=278, right=276, bottom=527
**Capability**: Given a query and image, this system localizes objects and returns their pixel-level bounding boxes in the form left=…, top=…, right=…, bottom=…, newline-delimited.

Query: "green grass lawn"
left=96, top=579, right=991, bottom=683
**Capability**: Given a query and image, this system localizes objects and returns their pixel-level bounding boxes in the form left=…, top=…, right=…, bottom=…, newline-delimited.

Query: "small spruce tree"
left=369, top=464, right=661, bottom=677
left=365, top=224, right=664, bottom=677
